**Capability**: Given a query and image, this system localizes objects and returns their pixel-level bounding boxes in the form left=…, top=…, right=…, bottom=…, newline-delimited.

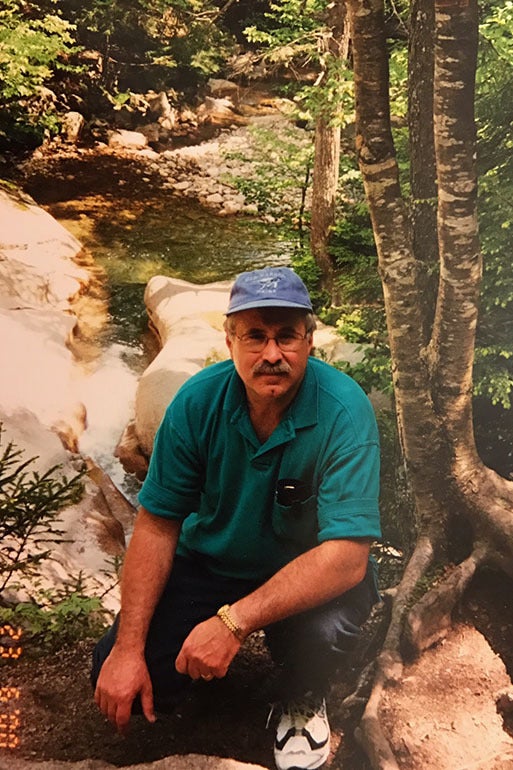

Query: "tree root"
left=354, top=538, right=489, bottom=767
left=405, top=547, right=484, bottom=654
left=354, top=538, right=511, bottom=768
left=354, top=537, right=436, bottom=769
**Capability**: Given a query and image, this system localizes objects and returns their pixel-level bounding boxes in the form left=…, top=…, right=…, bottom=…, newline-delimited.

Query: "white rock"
left=122, top=277, right=232, bottom=464
left=222, top=200, right=243, bottom=215
left=205, top=192, right=224, bottom=205
left=108, top=129, right=148, bottom=150
left=0, top=188, right=137, bottom=612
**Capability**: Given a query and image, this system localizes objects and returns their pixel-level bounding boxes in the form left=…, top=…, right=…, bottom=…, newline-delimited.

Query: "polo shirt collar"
left=224, top=360, right=319, bottom=454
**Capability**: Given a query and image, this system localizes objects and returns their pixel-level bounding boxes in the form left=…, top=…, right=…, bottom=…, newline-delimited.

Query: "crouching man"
left=92, top=266, right=381, bottom=770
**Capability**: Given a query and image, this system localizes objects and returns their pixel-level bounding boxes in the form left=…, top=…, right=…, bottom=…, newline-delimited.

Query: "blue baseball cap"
left=226, top=267, right=313, bottom=315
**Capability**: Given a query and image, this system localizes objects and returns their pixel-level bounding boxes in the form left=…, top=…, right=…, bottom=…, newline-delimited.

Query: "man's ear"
left=226, top=334, right=234, bottom=359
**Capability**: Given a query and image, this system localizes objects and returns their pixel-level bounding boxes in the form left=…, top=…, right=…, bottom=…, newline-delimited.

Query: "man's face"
left=226, top=308, right=314, bottom=405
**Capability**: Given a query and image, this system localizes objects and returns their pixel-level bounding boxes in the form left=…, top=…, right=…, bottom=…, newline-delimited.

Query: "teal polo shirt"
left=138, top=358, right=381, bottom=581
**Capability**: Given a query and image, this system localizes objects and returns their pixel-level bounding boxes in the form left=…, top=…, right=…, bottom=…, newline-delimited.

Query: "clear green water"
left=56, top=195, right=296, bottom=348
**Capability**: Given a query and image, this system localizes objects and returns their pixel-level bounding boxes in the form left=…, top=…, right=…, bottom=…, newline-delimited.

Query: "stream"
left=50, top=192, right=296, bottom=501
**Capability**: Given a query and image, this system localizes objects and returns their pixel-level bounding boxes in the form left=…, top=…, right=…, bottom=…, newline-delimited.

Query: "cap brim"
left=226, top=299, right=313, bottom=315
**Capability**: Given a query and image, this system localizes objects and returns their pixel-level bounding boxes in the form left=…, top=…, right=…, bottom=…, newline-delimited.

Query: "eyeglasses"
left=233, top=330, right=310, bottom=353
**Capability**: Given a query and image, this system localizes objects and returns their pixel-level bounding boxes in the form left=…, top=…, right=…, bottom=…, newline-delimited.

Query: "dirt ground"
left=0, top=625, right=371, bottom=769
left=0, top=570, right=512, bottom=770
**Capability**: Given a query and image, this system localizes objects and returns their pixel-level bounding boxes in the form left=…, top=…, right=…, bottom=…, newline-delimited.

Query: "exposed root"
left=381, top=534, right=435, bottom=669
left=355, top=540, right=507, bottom=768
left=354, top=537, right=436, bottom=769
left=355, top=665, right=401, bottom=770
left=340, top=595, right=393, bottom=716
left=405, top=547, right=484, bottom=654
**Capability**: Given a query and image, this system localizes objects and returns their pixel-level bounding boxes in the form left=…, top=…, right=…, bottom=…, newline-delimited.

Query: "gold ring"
left=201, top=673, right=213, bottom=681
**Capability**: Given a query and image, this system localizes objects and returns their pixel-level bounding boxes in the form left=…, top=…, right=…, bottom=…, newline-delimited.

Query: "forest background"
left=2, top=0, right=513, bottom=768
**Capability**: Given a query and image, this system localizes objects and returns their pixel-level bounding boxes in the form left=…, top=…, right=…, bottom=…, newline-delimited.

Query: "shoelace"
left=266, top=696, right=325, bottom=729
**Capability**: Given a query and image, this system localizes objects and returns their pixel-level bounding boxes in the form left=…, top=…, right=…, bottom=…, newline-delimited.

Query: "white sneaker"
left=274, top=695, right=330, bottom=770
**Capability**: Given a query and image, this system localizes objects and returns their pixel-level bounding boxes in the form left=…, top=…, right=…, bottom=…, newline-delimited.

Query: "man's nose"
left=262, top=337, right=282, bottom=362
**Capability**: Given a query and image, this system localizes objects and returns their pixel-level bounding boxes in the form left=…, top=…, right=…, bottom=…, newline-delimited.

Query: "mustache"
left=253, top=362, right=292, bottom=376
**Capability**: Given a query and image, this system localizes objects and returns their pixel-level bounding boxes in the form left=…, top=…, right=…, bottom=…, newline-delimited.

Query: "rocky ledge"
left=0, top=186, right=133, bottom=612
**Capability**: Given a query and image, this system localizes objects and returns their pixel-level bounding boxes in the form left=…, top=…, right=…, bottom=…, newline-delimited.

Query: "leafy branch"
left=0, top=425, right=85, bottom=595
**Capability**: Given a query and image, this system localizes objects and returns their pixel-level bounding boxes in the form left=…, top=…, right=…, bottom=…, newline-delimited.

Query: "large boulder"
left=0, top=187, right=89, bottom=448
left=3, top=755, right=268, bottom=770
left=378, top=623, right=513, bottom=769
left=0, top=187, right=134, bottom=612
left=116, top=276, right=231, bottom=475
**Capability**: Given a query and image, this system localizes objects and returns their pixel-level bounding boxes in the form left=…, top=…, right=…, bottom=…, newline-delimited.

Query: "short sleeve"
left=316, top=440, right=381, bottom=542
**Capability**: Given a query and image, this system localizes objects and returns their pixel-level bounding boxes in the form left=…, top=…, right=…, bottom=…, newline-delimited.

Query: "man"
left=92, top=266, right=381, bottom=770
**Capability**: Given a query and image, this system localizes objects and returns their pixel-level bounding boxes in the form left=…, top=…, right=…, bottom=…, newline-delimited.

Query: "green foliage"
left=0, top=1, right=78, bottom=100
left=0, top=0, right=80, bottom=147
left=473, top=347, right=513, bottom=408
left=335, top=344, right=393, bottom=397
left=244, top=0, right=356, bottom=130
left=331, top=304, right=392, bottom=395
left=475, top=1, right=513, bottom=411
left=292, top=58, right=354, bottom=128
left=244, top=0, right=326, bottom=67
left=335, top=306, right=383, bottom=344
left=388, top=44, right=408, bottom=119
left=330, top=199, right=381, bottom=305
left=0, top=426, right=84, bottom=593
left=290, top=246, right=329, bottom=313
left=479, top=0, right=513, bottom=62
left=66, top=0, right=236, bottom=88
left=0, top=581, right=110, bottom=653
left=222, top=123, right=313, bottom=220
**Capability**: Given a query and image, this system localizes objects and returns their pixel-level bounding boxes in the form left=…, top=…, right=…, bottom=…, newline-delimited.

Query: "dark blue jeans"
left=91, top=554, right=380, bottom=711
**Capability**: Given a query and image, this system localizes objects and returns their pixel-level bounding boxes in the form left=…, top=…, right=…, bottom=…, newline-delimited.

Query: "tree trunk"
left=310, top=0, right=349, bottom=297
left=311, top=118, right=341, bottom=295
left=344, top=0, right=513, bottom=766
left=408, top=0, right=438, bottom=342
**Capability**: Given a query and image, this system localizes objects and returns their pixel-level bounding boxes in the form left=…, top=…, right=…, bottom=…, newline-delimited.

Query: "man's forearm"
left=114, top=506, right=182, bottom=652
left=230, top=539, right=370, bottom=638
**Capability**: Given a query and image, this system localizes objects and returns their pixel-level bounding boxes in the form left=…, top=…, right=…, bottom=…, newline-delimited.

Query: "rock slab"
left=380, top=623, right=513, bottom=769
left=0, top=755, right=268, bottom=770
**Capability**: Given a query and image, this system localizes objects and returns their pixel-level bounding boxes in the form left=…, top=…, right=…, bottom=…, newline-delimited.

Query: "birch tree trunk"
left=344, top=0, right=513, bottom=765
left=409, top=0, right=438, bottom=341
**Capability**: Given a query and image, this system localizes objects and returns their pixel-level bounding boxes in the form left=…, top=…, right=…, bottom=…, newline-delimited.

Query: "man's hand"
left=175, top=616, right=241, bottom=681
left=94, top=648, right=156, bottom=734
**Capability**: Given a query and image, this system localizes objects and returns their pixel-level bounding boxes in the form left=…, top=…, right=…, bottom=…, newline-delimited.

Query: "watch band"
left=217, top=604, right=245, bottom=642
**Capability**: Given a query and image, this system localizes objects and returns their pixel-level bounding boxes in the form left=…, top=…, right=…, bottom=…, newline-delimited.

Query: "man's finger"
left=140, top=679, right=156, bottom=724
left=115, top=700, right=133, bottom=734
left=105, top=699, right=119, bottom=730
left=175, top=648, right=187, bottom=674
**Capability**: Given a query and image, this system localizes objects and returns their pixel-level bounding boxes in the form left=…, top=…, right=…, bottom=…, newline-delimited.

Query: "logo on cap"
left=256, top=275, right=280, bottom=294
